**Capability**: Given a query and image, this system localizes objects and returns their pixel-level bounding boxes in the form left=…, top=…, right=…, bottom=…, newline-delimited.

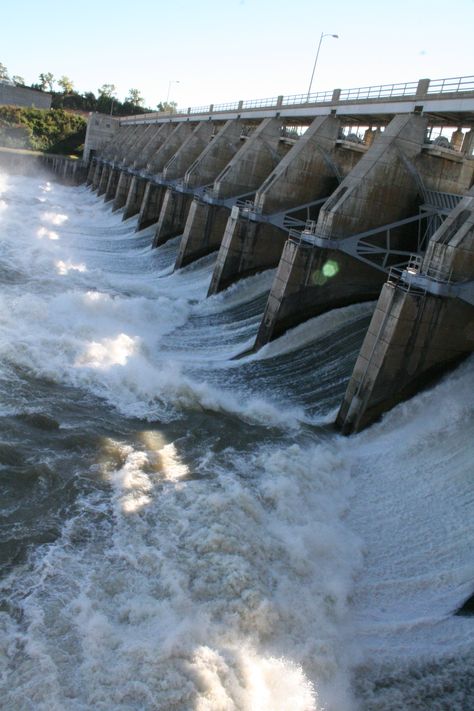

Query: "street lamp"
left=166, top=79, right=180, bottom=104
left=306, top=32, right=338, bottom=101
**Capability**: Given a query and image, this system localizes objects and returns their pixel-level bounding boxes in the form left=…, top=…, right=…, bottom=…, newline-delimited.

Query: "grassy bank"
left=0, top=107, right=86, bottom=156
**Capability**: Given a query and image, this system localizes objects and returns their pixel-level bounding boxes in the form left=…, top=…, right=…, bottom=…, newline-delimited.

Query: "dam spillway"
left=44, top=74, right=474, bottom=429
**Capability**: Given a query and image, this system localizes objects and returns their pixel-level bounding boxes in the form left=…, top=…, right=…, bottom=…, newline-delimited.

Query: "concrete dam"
left=45, top=74, right=474, bottom=433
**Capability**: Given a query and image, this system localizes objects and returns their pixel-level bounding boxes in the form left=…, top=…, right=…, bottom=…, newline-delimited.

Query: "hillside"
left=0, top=106, right=86, bottom=155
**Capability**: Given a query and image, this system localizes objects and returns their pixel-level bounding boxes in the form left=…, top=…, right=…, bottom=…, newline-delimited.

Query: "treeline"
left=0, top=106, right=87, bottom=155
left=0, top=63, right=177, bottom=155
left=50, top=90, right=151, bottom=117
left=1, top=63, right=176, bottom=115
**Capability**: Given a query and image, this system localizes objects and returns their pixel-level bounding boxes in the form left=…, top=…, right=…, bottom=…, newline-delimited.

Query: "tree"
left=98, top=83, right=116, bottom=98
left=0, top=63, right=9, bottom=81
left=39, top=72, right=55, bottom=92
left=58, top=75, right=74, bottom=94
left=12, top=75, right=25, bottom=86
left=97, top=84, right=117, bottom=115
left=157, top=101, right=177, bottom=113
left=126, top=88, right=144, bottom=106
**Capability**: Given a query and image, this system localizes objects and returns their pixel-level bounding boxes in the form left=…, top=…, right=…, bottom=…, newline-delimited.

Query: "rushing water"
left=0, top=168, right=473, bottom=711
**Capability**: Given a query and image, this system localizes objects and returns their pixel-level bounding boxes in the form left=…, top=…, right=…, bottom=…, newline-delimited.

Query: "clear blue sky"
left=2, top=0, right=473, bottom=109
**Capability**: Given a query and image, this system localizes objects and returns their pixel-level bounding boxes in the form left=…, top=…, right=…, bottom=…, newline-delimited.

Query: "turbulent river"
left=0, top=169, right=473, bottom=711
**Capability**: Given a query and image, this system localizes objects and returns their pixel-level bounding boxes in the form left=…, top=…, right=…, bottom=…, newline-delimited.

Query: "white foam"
left=0, top=437, right=360, bottom=710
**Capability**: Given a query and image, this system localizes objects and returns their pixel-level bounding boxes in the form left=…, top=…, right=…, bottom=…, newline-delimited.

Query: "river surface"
left=0, top=169, right=473, bottom=710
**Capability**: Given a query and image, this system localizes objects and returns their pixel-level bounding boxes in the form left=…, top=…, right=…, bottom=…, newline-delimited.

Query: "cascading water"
left=0, top=169, right=472, bottom=710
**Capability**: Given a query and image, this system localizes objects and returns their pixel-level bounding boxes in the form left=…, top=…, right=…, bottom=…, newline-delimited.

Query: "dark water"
left=0, top=170, right=473, bottom=710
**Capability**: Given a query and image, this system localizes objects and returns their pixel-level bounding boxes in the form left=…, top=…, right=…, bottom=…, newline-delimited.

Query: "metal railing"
left=282, top=89, right=334, bottom=105
left=427, top=76, right=474, bottom=94
left=423, top=190, right=463, bottom=212
left=212, top=101, right=240, bottom=112
left=242, top=96, right=279, bottom=109
left=340, top=81, right=420, bottom=101
left=119, top=75, right=474, bottom=124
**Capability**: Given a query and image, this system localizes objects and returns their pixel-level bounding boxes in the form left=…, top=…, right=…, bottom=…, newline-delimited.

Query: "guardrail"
left=427, top=75, right=474, bottom=94
left=339, top=81, right=419, bottom=101
left=120, top=75, right=474, bottom=124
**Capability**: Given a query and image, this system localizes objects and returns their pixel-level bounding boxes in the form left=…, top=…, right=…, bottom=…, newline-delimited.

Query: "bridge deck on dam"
left=117, top=75, right=474, bottom=126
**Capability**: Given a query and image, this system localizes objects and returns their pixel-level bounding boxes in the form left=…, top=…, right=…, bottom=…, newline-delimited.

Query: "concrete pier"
left=86, top=158, right=97, bottom=185
left=104, top=126, right=158, bottom=207
left=90, top=160, right=103, bottom=190
left=175, top=117, right=288, bottom=269
left=134, top=122, right=196, bottom=229
left=122, top=124, right=179, bottom=222
left=105, top=167, right=121, bottom=202
left=125, top=124, right=157, bottom=164
left=112, top=169, right=134, bottom=211
left=153, top=121, right=217, bottom=245
left=337, top=188, right=474, bottom=433
left=97, top=163, right=112, bottom=196
left=207, top=115, right=343, bottom=295
left=133, top=123, right=176, bottom=170
left=253, top=114, right=430, bottom=349
left=111, top=125, right=146, bottom=164
left=123, top=175, right=148, bottom=219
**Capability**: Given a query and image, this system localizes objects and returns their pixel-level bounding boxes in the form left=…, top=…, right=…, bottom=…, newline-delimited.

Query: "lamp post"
left=306, top=32, right=338, bottom=101
left=166, top=79, right=180, bottom=105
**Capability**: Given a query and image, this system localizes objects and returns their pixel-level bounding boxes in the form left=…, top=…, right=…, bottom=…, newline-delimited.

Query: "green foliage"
left=38, top=72, right=55, bottom=92
left=0, top=106, right=86, bottom=155
left=126, top=88, right=144, bottom=106
left=58, top=75, right=74, bottom=94
left=156, top=101, right=177, bottom=113
left=98, top=84, right=116, bottom=98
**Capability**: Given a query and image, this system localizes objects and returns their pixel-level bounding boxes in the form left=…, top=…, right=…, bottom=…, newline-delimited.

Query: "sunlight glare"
left=75, top=333, right=137, bottom=369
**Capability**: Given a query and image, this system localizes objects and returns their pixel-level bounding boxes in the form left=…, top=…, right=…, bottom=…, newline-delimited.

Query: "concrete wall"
left=83, top=112, right=120, bottom=163
left=0, top=83, right=52, bottom=110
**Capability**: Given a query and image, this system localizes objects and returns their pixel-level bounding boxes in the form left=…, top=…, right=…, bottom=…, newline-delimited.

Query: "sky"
left=1, top=0, right=473, bottom=111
